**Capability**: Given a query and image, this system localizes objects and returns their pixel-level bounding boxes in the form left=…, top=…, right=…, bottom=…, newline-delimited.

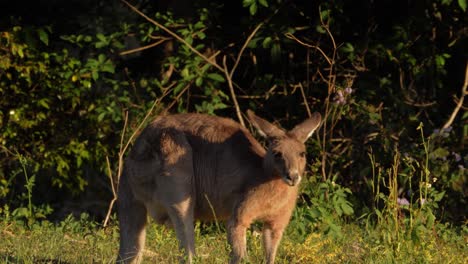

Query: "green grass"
left=0, top=215, right=466, bottom=264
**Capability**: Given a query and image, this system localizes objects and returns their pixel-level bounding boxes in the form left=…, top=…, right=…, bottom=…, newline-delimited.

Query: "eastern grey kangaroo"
left=117, top=110, right=321, bottom=264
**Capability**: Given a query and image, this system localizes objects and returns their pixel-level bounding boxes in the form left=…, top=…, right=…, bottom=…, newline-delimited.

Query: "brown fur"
left=117, top=110, right=321, bottom=264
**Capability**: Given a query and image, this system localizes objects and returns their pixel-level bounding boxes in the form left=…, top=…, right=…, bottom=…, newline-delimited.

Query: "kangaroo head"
left=247, top=110, right=321, bottom=186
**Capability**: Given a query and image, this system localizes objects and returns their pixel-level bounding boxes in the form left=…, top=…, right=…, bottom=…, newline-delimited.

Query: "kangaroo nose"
left=286, top=170, right=301, bottom=186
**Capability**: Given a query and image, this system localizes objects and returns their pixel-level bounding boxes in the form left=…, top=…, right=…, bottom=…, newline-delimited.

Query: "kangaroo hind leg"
left=117, top=170, right=148, bottom=264
left=158, top=130, right=196, bottom=263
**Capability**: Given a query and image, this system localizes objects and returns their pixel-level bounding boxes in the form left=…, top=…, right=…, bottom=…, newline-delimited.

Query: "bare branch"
left=285, top=33, right=332, bottom=66
left=121, top=0, right=224, bottom=72
left=120, top=38, right=169, bottom=56
left=297, top=83, right=312, bottom=117
left=103, top=87, right=173, bottom=226
left=229, top=23, right=264, bottom=78
left=223, top=56, right=245, bottom=127
left=103, top=156, right=117, bottom=227
left=442, top=61, right=468, bottom=129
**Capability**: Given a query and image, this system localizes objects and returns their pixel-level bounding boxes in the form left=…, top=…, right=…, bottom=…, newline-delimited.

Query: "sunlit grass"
left=0, top=217, right=466, bottom=263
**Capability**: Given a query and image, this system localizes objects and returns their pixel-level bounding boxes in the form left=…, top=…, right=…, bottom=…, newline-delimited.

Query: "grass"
left=0, top=214, right=466, bottom=264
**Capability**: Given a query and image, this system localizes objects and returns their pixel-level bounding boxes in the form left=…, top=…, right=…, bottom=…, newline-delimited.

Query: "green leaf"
left=341, top=42, right=354, bottom=53
left=173, top=82, right=186, bottom=94
left=98, top=54, right=106, bottom=63
left=320, top=9, right=331, bottom=21
left=426, top=210, right=435, bottom=227
left=435, top=55, right=446, bottom=68
left=207, top=73, right=225, bottom=82
left=38, top=99, right=50, bottom=109
left=429, top=147, right=449, bottom=160
left=184, top=36, right=193, bottom=45
left=95, top=42, right=107, bottom=48
left=13, top=207, right=30, bottom=218
left=101, top=62, right=115, bottom=73
left=334, top=203, right=343, bottom=216
left=181, top=68, right=190, bottom=78
left=195, top=77, right=203, bottom=87
left=458, top=0, right=467, bottom=11
left=17, top=47, right=24, bottom=58
left=96, top=33, right=106, bottom=41
left=259, top=0, right=269, bottom=7
left=37, top=29, right=49, bottom=46
left=309, top=207, right=321, bottom=218
left=249, top=2, right=258, bottom=15
left=194, top=21, right=205, bottom=30
left=270, top=42, right=281, bottom=62
left=198, top=31, right=206, bottom=40
left=341, top=202, right=354, bottom=215
left=91, top=70, right=99, bottom=81
left=247, top=37, right=261, bottom=48
left=243, top=0, right=254, bottom=7
left=262, top=37, right=272, bottom=48
left=433, top=191, right=445, bottom=202
left=97, top=112, right=106, bottom=122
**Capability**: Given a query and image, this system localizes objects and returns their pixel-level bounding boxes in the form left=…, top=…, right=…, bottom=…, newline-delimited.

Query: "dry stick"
left=321, top=19, right=337, bottom=183
left=225, top=22, right=264, bottom=127
left=229, top=23, right=264, bottom=78
left=122, top=0, right=264, bottom=126
left=163, top=52, right=221, bottom=113
left=223, top=56, right=245, bottom=127
left=120, top=38, right=169, bottom=56
left=297, top=83, right=312, bottom=117
left=284, top=33, right=332, bottom=66
left=164, top=82, right=193, bottom=114
left=103, top=156, right=117, bottom=227
left=285, top=29, right=336, bottom=181
left=103, top=110, right=129, bottom=227
left=442, top=61, right=468, bottom=130
left=121, top=0, right=224, bottom=73
left=103, top=88, right=173, bottom=227
left=306, top=48, right=310, bottom=91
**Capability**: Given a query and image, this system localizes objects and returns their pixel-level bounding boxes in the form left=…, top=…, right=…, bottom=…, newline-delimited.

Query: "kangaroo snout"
left=284, top=170, right=301, bottom=186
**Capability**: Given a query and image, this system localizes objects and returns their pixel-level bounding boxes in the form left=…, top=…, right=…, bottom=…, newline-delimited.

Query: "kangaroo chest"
left=234, top=178, right=299, bottom=224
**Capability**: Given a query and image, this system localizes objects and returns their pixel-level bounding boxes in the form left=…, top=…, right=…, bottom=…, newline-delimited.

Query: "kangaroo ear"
left=289, top=112, right=321, bottom=143
left=247, top=110, right=285, bottom=139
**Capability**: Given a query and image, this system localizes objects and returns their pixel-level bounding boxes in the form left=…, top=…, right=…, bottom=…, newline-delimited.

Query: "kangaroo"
left=117, top=110, right=321, bottom=264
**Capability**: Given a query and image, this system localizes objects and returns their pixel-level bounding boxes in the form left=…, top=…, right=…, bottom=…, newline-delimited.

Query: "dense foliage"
left=0, top=0, right=466, bottom=232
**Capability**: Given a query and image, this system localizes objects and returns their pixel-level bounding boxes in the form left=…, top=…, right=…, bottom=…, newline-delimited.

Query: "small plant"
left=364, top=122, right=447, bottom=259
left=0, top=151, right=52, bottom=226
left=293, top=175, right=354, bottom=239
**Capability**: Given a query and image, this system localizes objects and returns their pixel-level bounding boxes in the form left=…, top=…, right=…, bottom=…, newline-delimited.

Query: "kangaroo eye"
left=273, top=152, right=282, bottom=159
left=299, top=152, right=306, bottom=158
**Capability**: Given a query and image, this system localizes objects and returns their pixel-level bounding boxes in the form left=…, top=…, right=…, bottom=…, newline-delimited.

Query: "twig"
left=164, top=82, right=192, bottom=113
left=103, top=88, right=172, bottom=227
left=204, top=194, right=221, bottom=233
left=120, top=38, right=169, bottom=56
left=442, top=61, right=468, bottom=129
left=103, top=156, right=117, bottom=227
left=123, top=0, right=264, bottom=127
left=285, top=33, right=332, bottom=66
left=322, top=21, right=338, bottom=182
left=103, top=109, right=129, bottom=227
left=223, top=56, right=245, bottom=127
left=285, top=18, right=337, bottom=182
left=229, top=23, right=264, bottom=79
left=223, top=23, right=263, bottom=127
left=297, top=83, right=312, bottom=117
left=121, top=0, right=224, bottom=73
left=163, top=51, right=221, bottom=113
